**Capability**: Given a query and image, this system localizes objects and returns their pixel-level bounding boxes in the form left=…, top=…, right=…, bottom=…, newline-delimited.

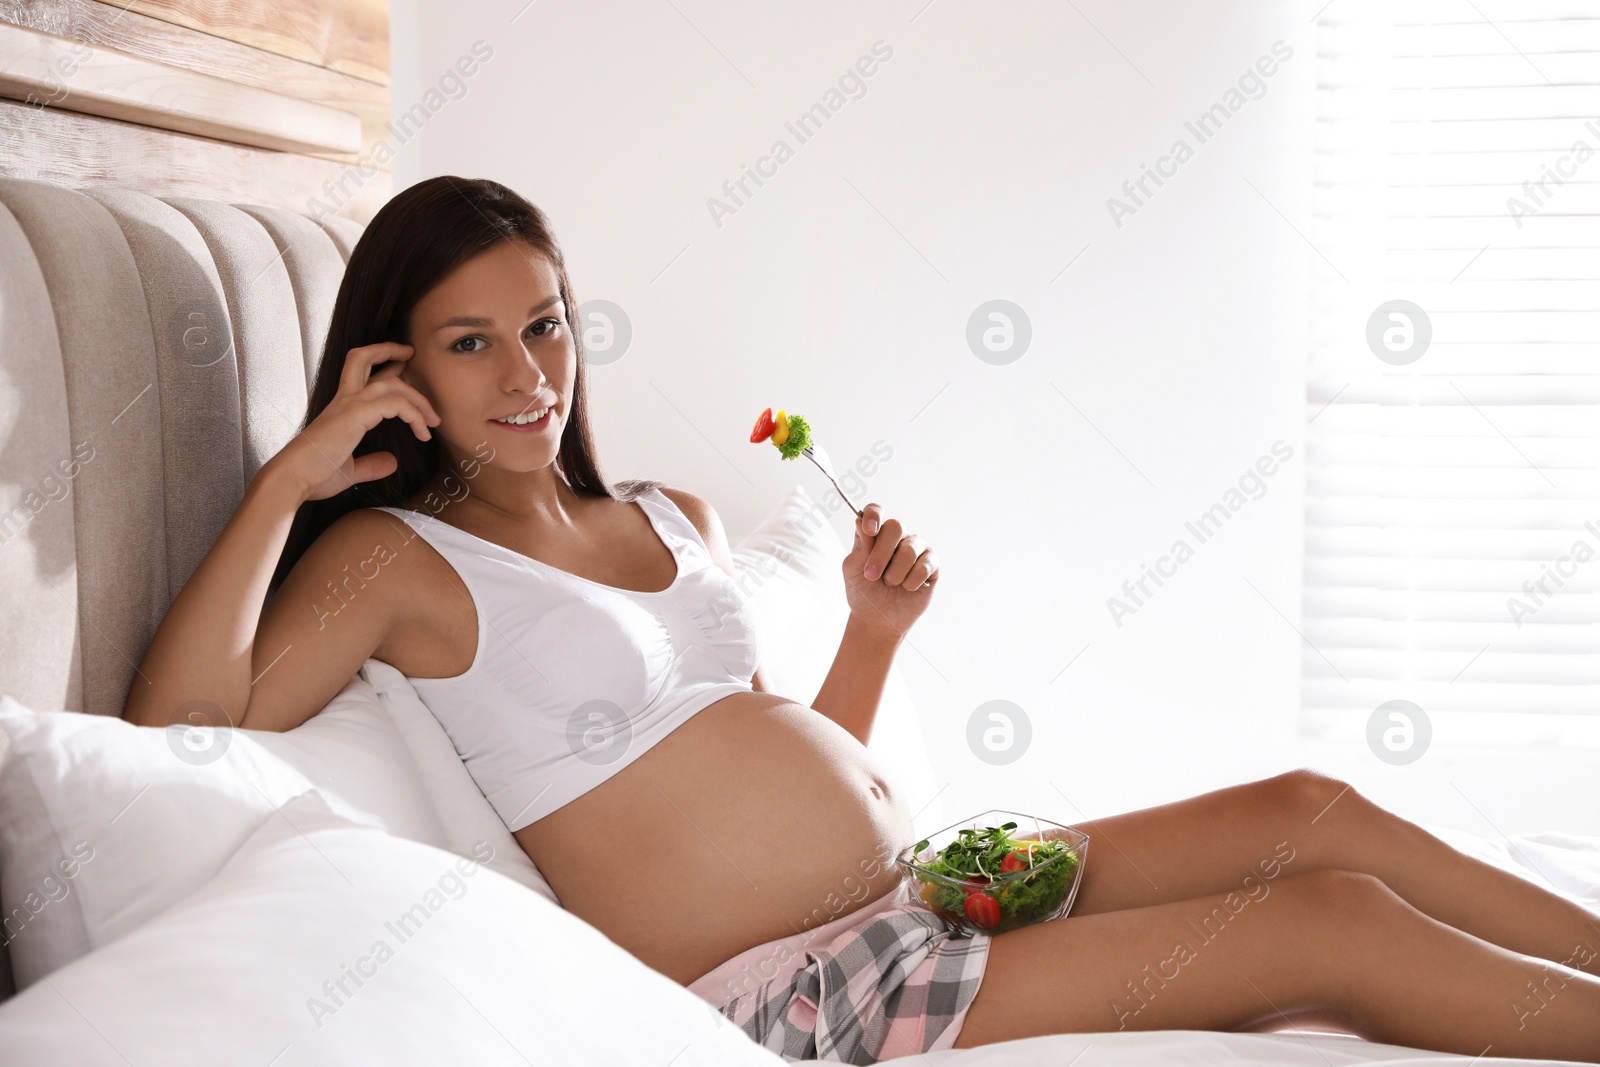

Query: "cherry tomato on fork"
left=963, top=892, right=1001, bottom=931
left=750, top=407, right=776, bottom=443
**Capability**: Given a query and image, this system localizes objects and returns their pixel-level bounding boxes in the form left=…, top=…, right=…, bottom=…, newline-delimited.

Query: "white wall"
left=386, top=2, right=1595, bottom=838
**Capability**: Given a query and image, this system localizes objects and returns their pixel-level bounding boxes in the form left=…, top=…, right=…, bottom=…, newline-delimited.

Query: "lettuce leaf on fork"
left=777, top=413, right=811, bottom=460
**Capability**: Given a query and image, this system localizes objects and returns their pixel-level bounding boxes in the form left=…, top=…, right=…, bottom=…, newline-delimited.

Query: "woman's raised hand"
left=267, top=342, right=442, bottom=502
left=841, top=502, right=939, bottom=639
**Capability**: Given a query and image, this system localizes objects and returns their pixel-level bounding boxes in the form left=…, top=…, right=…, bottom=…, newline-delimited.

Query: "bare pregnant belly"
left=512, top=690, right=916, bottom=986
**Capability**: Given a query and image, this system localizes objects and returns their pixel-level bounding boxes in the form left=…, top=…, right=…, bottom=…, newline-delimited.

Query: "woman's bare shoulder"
left=245, top=507, right=444, bottom=730
left=312, top=505, right=476, bottom=677
left=326, top=505, right=472, bottom=604
left=654, top=484, right=720, bottom=545
left=654, top=485, right=751, bottom=588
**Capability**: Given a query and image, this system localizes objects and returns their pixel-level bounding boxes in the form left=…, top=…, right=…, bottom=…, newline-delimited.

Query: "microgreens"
left=907, top=820, right=1080, bottom=935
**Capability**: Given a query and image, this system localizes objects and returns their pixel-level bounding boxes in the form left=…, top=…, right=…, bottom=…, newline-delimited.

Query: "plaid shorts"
left=686, top=892, right=992, bottom=1064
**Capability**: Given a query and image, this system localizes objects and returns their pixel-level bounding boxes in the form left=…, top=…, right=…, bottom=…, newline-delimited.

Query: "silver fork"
left=799, top=441, right=863, bottom=519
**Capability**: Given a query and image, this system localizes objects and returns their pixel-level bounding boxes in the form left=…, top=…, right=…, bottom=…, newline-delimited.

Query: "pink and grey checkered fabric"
left=688, top=894, right=992, bottom=1063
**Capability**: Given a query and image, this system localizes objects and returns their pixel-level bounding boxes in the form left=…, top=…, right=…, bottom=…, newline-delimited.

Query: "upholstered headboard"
left=0, top=177, right=362, bottom=718
left=0, top=178, right=362, bottom=1001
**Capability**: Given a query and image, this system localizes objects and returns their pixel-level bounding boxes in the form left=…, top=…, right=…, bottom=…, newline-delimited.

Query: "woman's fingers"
left=855, top=506, right=938, bottom=590
left=862, top=517, right=903, bottom=579
left=356, top=393, right=434, bottom=442
left=338, top=342, right=414, bottom=399
left=361, top=375, right=441, bottom=426
left=284, top=344, right=436, bottom=501
left=881, top=537, right=929, bottom=587
left=348, top=451, right=399, bottom=485
left=901, top=548, right=939, bottom=590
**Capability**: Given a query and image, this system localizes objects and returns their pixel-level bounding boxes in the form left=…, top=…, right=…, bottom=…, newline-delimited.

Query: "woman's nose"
left=503, top=344, right=546, bottom=392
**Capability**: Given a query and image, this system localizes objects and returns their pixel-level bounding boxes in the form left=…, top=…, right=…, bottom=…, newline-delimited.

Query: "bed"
left=1, top=176, right=1597, bottom=1066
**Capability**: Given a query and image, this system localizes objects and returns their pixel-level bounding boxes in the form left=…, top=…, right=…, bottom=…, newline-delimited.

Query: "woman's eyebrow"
left=434, top=295, right=562, bottom=331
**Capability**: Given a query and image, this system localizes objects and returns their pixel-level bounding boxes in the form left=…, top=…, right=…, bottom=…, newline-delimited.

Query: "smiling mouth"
left=489, top=405, right=554, bottom=429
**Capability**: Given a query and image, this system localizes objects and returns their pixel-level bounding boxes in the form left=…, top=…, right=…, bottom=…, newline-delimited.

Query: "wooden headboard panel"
left=0, top=0, right=392, bottom=221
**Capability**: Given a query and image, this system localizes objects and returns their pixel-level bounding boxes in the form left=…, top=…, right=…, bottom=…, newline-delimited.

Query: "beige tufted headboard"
left=0, top=177, right=362, bottom=719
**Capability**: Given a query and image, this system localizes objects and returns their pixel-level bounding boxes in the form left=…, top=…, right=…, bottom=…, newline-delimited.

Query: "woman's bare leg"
left=1064, top=769, right=1600, bottom=978
left=951, top=868, right=1600, bottom=1062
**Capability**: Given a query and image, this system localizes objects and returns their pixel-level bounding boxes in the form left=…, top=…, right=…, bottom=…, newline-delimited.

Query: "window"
left=1304, top=2, right=1600, bottom=747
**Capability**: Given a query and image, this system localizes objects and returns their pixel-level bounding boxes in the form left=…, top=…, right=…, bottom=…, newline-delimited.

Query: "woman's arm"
left=121, top=462, right=303, bottom=729
left=660, top=487, right=930, bottom=746
left=809, top=617, right=902, bottom=745
left=822, top=501, right=937, bottom=745
left=122, top=341, right=439, bottom=731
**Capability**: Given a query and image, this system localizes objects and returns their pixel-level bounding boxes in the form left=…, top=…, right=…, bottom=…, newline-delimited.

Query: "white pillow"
left=730, top=485, right=945, bottom=831
left=0, top=791, right=788, bottom=1067
left=359, top=657, right=561, bottom=907
left=0, top=673, right=450, bottom=990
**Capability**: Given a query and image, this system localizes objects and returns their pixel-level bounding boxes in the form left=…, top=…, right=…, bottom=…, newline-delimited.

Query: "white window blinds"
left=1305, top=0, right=1600, bottom=747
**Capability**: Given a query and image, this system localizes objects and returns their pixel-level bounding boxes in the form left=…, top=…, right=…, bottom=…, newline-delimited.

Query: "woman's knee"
left=1268, top=767, right=1355, bottom=820
left=1268, top=769, right=1422, bottom=866
left=1266, top=869, right=1414, bottom=1012
left=1283, top=867, right=1405, bottom=922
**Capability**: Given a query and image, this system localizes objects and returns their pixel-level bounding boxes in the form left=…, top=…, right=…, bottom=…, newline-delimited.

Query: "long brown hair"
left=271, top=175, right=660, bottom=593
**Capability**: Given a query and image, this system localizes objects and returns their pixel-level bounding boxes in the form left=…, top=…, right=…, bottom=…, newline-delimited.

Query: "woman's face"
left=402, top=240, right=575, bottom=473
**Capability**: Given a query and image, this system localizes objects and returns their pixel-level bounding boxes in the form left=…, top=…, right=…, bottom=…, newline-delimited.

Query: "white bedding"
left=0, top=792, right=787, bottom=1067
left=0, top=806, right=1593, bottom=1065
left=925, top=1028, right=1529, bottom=1066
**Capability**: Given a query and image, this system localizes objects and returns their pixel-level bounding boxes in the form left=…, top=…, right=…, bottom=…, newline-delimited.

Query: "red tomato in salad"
left=750, top=407, right=776, bottom=443
left=1000, top=850, right=1029, bottom=874
left=963, top=892, right=1001, bottom=930
left=961, top=877, right=990, bottom=895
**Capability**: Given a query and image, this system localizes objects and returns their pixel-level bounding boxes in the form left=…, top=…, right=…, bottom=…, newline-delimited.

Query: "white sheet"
left=922, top=1029, right=1548, bottom=1066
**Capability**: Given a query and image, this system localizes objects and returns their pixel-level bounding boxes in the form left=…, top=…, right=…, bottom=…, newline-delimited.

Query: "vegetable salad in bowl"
left=896, top=811, right=1089, bottom=937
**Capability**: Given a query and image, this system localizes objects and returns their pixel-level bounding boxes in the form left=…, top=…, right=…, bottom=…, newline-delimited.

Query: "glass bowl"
left=894, top=809, right=1089, bottom=937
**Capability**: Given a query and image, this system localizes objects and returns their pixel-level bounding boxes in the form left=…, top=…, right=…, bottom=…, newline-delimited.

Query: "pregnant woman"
left=124, top=177, right=1600, bottom=1065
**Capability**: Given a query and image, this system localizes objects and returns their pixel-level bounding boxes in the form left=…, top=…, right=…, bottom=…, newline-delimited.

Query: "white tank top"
left=370, top=487, right=762, bottom=831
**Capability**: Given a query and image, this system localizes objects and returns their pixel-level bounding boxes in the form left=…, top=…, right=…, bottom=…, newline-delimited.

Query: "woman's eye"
left=451, top=319, right=558, bottom=353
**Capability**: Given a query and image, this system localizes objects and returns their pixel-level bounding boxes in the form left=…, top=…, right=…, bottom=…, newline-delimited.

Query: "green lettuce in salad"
left=910, top=821, right=1079, bottom=934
